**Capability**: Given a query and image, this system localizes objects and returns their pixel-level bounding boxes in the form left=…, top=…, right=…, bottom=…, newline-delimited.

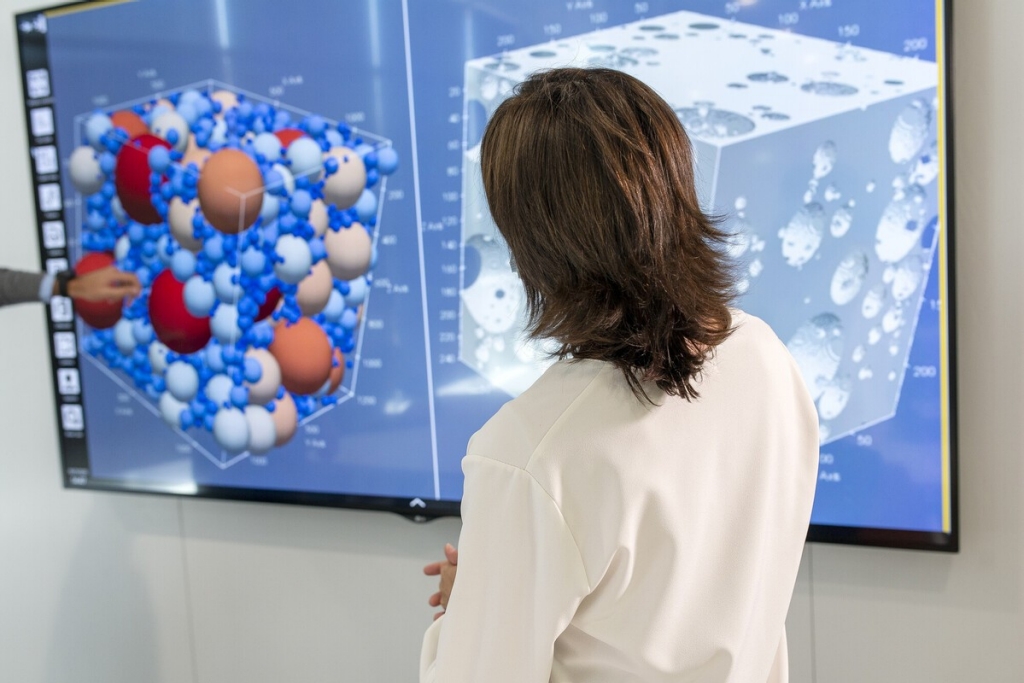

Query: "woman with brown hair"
left=421, top=67, right=818, bottom=683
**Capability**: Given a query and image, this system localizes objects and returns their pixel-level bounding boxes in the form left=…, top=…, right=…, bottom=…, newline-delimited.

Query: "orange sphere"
left=268, top=318, right=332, bottom=396
left=327, top=348, right=345, bottom=393
left=197, top=149, right=264, bottom=234
left=110, top=110, right=148, bottom=140
left=271, top=392, right=298, bottom=447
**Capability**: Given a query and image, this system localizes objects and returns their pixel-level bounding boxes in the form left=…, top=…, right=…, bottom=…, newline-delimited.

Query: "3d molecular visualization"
left=66, top=84, right=399, bottom=456
left=459, top=11, right=939, bottom=443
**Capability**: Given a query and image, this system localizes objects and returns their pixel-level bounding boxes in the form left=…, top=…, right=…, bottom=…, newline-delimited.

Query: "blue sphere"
left=131, top=319, right=154, bottom=345
left=353, top=189, right=378, bottom=224
left=148, top=146, right=171, bottom=174
left=242, top=356, right=263, bottom=383
left=290, top=189, right=313, bottom=218
left=240, top=248, right=267, bottom=277
left=343, top=277, right=369, bottom=307
left=170, top=249, right=197, bottom=282
left=339, top=308, right=358, bottom=331
left=229, top=385, right=249, bottom=409
left=376, top=147, right=399, bottom=175
left=183, top=276, right=217, bottom=317
left=205, top=343, right=226, bottom=373
left=166, top=361, right=200, bottom=402
left=177, top=101, right=199, bottom=126
left=322, top=290, right=345, bottom=323
left=203, top=234, right=225, bottom=262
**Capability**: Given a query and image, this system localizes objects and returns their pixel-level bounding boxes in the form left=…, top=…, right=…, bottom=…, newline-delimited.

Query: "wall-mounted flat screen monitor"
left=15, top=0, right=957, bottom=551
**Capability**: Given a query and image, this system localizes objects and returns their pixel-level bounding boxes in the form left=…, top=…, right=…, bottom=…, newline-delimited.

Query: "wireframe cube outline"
left=69, top=80, right=395, bottom=469
left=459, top=11, right=941, bottom=444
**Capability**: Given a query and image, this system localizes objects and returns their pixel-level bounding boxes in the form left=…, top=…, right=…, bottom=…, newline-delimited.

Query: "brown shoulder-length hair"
left=480, top=67, right=736, bottom=402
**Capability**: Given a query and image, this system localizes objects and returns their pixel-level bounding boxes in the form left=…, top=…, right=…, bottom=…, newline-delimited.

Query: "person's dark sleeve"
left=0, top=268, right=47, bottom=308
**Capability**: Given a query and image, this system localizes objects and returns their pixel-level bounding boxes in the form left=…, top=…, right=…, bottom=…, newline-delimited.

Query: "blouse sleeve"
left=420, top=455, right=592, bottom=683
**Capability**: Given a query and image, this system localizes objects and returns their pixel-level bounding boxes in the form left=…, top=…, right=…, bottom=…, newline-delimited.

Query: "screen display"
left=16, top=0, right=957, bottom=550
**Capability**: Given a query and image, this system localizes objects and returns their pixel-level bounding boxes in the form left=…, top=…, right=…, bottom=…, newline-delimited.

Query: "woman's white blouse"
left=420, top=311, right=819, bottom=682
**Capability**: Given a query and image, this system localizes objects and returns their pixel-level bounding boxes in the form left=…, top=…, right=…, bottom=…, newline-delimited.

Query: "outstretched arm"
left=0, top=268, right=45, bottom=308
left=65, top=265, right=141, bottom=303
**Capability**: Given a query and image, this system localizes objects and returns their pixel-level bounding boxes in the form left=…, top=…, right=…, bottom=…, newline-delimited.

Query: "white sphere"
left=114, top=234, right=131, bottom=261
left=159, top=391, right=188, bottom=429
left=109, top=197, right=126, bottom=225
left=210, top=117, right=228, bottom=146
left=322, top=146, right=366, bottom=209
left=148, top=341, right=170, bottom=374
left=244, top=405, right=277, bottom=454
left=183, top=276, right=217, bottom=317
left=211, top=303, right=242, bottom=344
left=213, top=408, right=250, bottom=453
left=269, top=163, right=295, bottom=195
left=205, top=373, right=234, bottom=407
left=168, top=197, right=202, bottom=252
left=260, top=193, right=280, bottom=224
left=213, top=263, right=243, bottom=303
left=84, top=113, right=113, bottom=150
left=324, top=223, right=372, bottom=281
left=165, top=361, right=200, bottom=402
left=253, top=132, right=282, bottom=162
left=274, top=234, right=312, bottom=284
left=151, top=110, right=190, bottom=152
left=68, top=146, right=105, bottom=195
left=245, top=348, right=281, bottom=404
left=287, top=137, right=324, bottom=182
left=113, top=318, right=136, bottom=356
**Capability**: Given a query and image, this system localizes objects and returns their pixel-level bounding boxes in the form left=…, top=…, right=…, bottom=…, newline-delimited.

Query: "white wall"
left=1, top=1, right=1021, bottom=681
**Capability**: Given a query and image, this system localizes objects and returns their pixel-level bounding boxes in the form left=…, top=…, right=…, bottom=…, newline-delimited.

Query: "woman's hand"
left=423, top=543, right=459, bottom=620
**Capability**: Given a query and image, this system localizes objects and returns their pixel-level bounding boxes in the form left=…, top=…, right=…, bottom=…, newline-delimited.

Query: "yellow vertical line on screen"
left=935, top=0, right=952, bottom=534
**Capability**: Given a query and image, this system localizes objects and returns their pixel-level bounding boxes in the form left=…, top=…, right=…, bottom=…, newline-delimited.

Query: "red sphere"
left=255, top=287, right=281, bottom=322
left=148, top=270, right=212, bottom=354
left=274, top=128, right=306, bottom=148
left=115, top=134, right=170, bottom=225
left=73, top=252, right=122, bottom=329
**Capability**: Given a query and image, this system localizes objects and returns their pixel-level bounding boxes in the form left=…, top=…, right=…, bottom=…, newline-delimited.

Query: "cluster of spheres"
left=66, top=87, right=398, bottom=455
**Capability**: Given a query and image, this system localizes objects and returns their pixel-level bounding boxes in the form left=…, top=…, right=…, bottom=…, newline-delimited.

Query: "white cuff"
left=38, top=272, right=55, bottom=302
